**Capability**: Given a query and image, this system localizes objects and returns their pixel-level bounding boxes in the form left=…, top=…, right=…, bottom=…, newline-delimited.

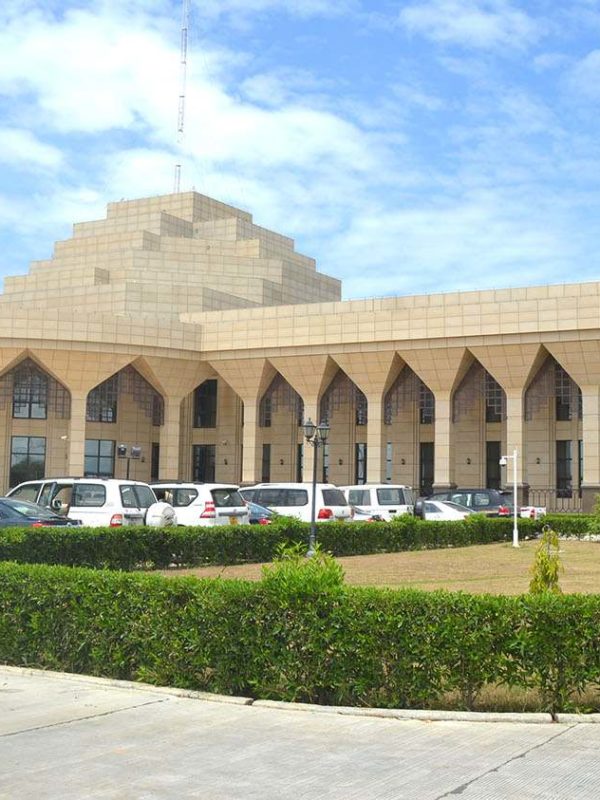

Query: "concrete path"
left=1, top=666, right=599, bottom=799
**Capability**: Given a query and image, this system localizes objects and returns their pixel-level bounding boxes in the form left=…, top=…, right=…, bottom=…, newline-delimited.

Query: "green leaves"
left=3, top=560, right=600, bottom=712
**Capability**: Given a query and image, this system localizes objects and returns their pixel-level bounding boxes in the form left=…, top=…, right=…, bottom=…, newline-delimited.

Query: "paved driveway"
left=1, top=666, right=599, bottom=799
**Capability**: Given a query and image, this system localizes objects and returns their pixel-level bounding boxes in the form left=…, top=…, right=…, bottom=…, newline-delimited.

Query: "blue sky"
left=1, top=1, right=600, bottom=300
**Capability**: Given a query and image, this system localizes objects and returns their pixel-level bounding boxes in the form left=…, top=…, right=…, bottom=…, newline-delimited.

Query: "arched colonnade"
left=1, top=340, right=599, bottom=510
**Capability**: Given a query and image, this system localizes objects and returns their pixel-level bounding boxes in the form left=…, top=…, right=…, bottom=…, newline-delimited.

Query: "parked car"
left=0, top=497, right=82, bottom=528
left=428, top=489, right=512, bottom=517
left=519, top=505, right=547, bottom=519
left=414, top=499, right=474, bottom=521
left=247, top=501, right=275, bottom=525
left=150, top=482, right=249, bottom=526
left=341, top=484, right=415, bottom=521
left=240, top=483, right=351, bottom=522
left=7, top=478, right=175, bottom=527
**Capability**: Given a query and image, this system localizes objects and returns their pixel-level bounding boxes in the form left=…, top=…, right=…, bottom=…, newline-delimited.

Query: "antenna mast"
left=174, top=0, right=191, bottom=193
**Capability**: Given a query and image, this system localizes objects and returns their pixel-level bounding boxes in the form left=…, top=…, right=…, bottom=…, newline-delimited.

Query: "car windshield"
left=376, top=488, right=409, bottom=505
left=322, top=489, right=347, bottom=506
left=348, top=489, right=370, bottom=505
left=1, top=498, right=59, bottom=520
left=8, top=484, right=41, bottom=503
left=211, top=488, right=245, bottom=508
left=120, top=484, right=157, bottom=509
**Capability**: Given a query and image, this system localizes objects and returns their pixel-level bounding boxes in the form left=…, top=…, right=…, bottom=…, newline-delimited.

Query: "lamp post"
left=303, top=417, right=330, bottom=557
left=499, top=449, right=519, bottom=548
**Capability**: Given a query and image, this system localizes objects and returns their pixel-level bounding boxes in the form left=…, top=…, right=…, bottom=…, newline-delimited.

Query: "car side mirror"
left=414, top=499, right=424, bottom=519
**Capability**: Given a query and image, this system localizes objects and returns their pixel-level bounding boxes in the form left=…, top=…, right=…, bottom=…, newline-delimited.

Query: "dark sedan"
left=0, top=498, right=81, bottom=527
left=247, top=501, right=275, bottom=525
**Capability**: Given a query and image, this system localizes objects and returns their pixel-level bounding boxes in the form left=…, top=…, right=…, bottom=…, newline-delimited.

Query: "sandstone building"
left=0, top=191, right=597, bottom=510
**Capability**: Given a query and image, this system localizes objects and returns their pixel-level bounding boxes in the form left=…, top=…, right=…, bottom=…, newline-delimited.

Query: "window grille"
left=319, top=370, right=367, bottom=426
left=0, top=359, right=70, bottom=419
left=259, top=374, right=303, bottom=428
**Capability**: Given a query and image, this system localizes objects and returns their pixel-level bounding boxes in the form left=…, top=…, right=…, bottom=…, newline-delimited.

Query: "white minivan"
left=341, top=484, right=415, bottom=521
left=150, top=482, right=249, bottom=526
left=240, top=483, right=351, bottom=523
left=7, top=478, right=176, bottom=527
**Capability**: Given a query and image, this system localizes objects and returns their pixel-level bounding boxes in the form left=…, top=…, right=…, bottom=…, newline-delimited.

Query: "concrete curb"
left=3, top=664, right=597, bottom=724
left=252, top=699, right=553, bottom=724
left=0, top=664, right=253, bottom=705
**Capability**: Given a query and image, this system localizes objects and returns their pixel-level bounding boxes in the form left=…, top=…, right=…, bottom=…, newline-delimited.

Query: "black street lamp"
left=303, top=417, right=330, bottom=557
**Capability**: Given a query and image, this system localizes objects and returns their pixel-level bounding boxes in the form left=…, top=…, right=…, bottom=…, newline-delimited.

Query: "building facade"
left=0, top=191, right=598, bottom=510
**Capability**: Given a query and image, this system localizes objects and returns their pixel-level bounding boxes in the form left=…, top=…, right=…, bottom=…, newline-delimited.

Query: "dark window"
left=259, top=397, right=272, bottom=428
left=296, top=444, right=303, bottom=483
left=419, top=442, right=434, bottom=496
left=579, top=439, right=584, bottom=490
left=261, top=443, right=271, bottom=483
left=13, top=364, right=48, bottom=419
left=486, top=441, right=501, bottom=489
left=151, top=443, right=160, bottom=482
left=322, top=443, right=329, bottom=483
left=556, top=440, right=572, bottom=497
left=555, top=365, right=572, bottom=421
left=192, top=444, right=216, bottom=482
left=193, top=380, right=217, bottom=428
left=355, top=391, right=368, bottom=425
left=485, top=373, right=504, bottom=423
left=84, top=439, right=115, bottom=478
left=419, top=383, right=435, bottom=424
left=355, top=443, right=367, bottom=484
left=87, top=375, right=118, bottom=423
left=9, top=436, right=46, bottom=487
left=152, top=395, right=164, bottom=427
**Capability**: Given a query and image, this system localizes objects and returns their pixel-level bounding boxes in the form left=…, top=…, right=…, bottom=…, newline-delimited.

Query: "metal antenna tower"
left=174, top=0, right=191, bottom=193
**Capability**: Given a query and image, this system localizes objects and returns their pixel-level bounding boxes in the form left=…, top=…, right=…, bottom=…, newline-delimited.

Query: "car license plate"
left=229, top=516, right=238, bottom=524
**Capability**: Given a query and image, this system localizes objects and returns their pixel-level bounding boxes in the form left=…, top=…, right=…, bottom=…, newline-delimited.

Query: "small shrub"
left=529, top=525, right=563, bottom=595
left=261, top=542, right=345, bottom=595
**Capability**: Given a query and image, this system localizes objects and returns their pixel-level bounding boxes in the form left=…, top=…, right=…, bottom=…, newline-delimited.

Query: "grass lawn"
left=160, top=539, right=600, bottom=595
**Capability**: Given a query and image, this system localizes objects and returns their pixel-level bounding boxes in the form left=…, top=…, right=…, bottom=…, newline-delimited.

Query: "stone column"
left=160, top=395, right=183, bottom=479
left=366, top=392, right=384, bottom=483
left=300, top=400, right=319, bottom=483
left=242, top=400, right=260, bottom=484
left=432, top=391, right=453, bottom=491
left=580, top=386, right=600, bottom=512
left=504, top=390, right=529, bottom=505
left=67, top=392, right=87, bottom=477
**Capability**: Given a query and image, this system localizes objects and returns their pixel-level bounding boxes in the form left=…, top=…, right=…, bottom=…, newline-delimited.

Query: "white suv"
left=341, top=484, right=415, bottom=521
left=240, top=483, right=351, bottom=522
left=7, top=478, right=176, bottom=527
left=150, top=483, right=249, bottom=526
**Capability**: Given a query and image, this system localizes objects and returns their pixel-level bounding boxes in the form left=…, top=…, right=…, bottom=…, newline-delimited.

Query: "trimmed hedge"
left=0, top=515, right=543, bottom=570
left=2, top=561, right=600, bottom=712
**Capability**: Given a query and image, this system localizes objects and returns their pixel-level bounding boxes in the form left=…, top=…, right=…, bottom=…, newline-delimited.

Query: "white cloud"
left=565, top=50, right=600, bottom=101
left=0, top=128, right=63, bottom=169
left=398, top=0, right=540, bottom=50
left=200, top=0, right=358, bottom=21
left=0, top=8, right=179, bottom=135
left=330, top=192, right=577, bottom=299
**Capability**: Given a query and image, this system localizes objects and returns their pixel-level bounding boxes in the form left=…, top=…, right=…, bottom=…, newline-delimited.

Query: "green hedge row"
left=2, top=561, right=599, bottom=712
left=0, top=515, right=544, bottom=570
